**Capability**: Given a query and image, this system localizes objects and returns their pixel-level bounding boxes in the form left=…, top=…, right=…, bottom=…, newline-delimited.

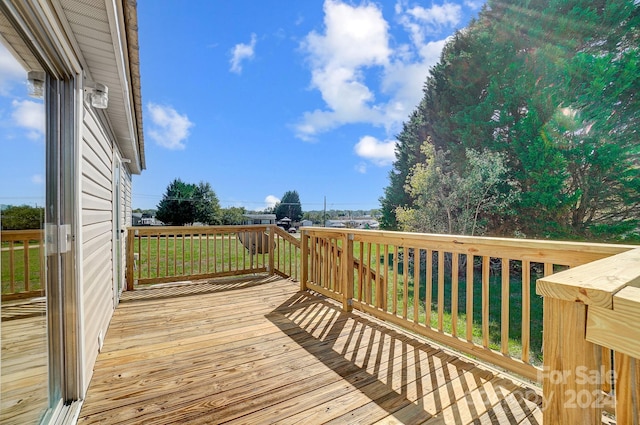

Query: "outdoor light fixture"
left=27, top=71, right=45, bottom=99
left=84, top=80, right=109, bottom=109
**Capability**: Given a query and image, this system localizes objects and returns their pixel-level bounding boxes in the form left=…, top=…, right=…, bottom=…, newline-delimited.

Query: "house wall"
left=80, top=105, right=127, bottom=390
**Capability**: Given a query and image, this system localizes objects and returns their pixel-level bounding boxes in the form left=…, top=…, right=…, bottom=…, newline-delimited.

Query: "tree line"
left=379, top=0, right=640, bottom=241
left=154, top=180, right=305, bottom=226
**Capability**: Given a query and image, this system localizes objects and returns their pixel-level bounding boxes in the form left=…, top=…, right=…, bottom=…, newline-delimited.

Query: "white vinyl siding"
left=80, top=107, right=115, bottom=386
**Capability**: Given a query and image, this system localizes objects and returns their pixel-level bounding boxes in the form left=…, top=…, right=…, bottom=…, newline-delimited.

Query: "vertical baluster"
left=482, top=256, right=490, bottom=348
left=392, top=245, right=398, bottom=315
left=164, top=235, right=169, bottom=276
left=437, top=251, right=445, bottom=331
left=228, top=231, right=232, bottom=271
left=451, top=253, right=459, bottom=337
left=358, top=241, right=364, bottom=302
left=413, top=247, right=420, bottom=324
left=501, top=258, right=510, bottom=355
left=426, top=249, right=433, bottom=327
left=146, top=234, right=151, bottom=278
left=23, top=239, right=30, bottom=291
left=466, top=255, right=474, bottom=342
left=402, top=246, right=409, bottom=319
left=9, top=241, right=15, bottom=293
left=156, top=234, right=160, bottom=278
left=383, top=244, right=389, bottom=312
left=521, top=260, right=531, bottom=364
left=172, top=234, right=177, bottom=276
left=367, top=242, right=373, bottom=305
left=376, top=243, right=383, bottom=308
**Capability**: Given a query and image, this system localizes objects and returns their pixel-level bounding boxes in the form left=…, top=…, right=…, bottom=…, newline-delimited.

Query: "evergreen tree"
left=380, top=0, right=640, bottom=240
left=274, top=190, right=303, bottom=221
left=193, top=181, right=221, bottom=225
left=155, top=179, right=196, bottom=226
left=156, top=179, right=222, bottom=226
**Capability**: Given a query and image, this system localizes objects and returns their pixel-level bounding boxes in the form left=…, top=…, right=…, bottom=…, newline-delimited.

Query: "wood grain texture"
left=1, top=299, right=47, bottom=425
left=536, top=248, right=640, bottom=308
left=77, top=276, right=543, bottom=424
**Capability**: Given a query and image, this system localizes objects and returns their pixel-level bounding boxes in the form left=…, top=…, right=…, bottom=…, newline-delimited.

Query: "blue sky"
left=1, top=0, right=484, bottom=212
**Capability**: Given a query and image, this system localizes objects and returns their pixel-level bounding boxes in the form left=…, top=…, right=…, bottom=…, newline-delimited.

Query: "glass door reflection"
left=0, top=42, right=49, bottom=424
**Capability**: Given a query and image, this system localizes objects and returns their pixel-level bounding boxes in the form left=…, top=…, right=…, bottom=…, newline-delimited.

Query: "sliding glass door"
left=0, top=3, right=80, bottom=423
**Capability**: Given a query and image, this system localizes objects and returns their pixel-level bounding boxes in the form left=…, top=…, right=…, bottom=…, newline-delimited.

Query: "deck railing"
left=537, top=247, right=640, bottom=424
left=300, top=227, right=633, bottom=385
left=1, top=229, right=45, bottom=301
left=126, top=225, right=300, bottom=290
left=123, top=224, right=639, bottom=423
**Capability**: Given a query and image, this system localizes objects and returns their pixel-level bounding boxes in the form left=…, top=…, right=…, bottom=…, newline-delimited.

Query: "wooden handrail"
left=537, top=248, right=640, bottom=424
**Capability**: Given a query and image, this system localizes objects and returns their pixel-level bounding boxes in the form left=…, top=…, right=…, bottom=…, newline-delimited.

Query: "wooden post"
left=541, top=297, right=601, bottom=424
left=614, top=352, right=640, bottom=425
left=126, top=228, right=135, bottom=291
left=341, top=233, right=354, bottom=312
left=268, top=226, right=275, bottom=276
left=300, top=230, right=309, bottom=292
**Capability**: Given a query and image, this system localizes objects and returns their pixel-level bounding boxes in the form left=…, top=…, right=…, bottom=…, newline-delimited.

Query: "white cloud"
left=31, top=174, right=44, bottom=184
left=354, top=135, right=396, bottom=166
left=296, top=0, right=454, bottom=141
left=355, top=162, right=368, bottom=174
left=404, top=2, right=462, bottom=31
left=265, top=195, right=280, bottom=209
left=296, top=0, right=390, bottom=140
left=11, top=99, right=44, bottom=140
left=147, top=103, right=193, bottom=150
left=464, top=0, right=485, bottom=9
left=230, top=33, right=257, bottom=74
left=0, top=44, right=26, bottom=95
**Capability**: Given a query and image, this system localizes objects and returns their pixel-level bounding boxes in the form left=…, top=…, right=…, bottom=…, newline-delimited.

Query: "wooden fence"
left=300, top=228, right=633, bottom=385
left=1, top=229, right=45, bottom=301
left=126, top=225, right=300, bottom=290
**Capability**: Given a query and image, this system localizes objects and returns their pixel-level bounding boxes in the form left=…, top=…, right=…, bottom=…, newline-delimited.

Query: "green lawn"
left=134, top=233, right=299, bottom=282
left=1, top=245, right=44, bottom=294
left=350, top=246, right=544, bottom=365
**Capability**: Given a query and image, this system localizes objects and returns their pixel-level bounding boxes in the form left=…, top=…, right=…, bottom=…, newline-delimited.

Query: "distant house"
left=244, top=214, right=276, bottom=225
left=325, top=219, right=379, bottom=229
left=325, top=220, right=347, bottom=228
left=132, top=212, right=158, bottom=226
left=300, top=219, right=313, bottom=227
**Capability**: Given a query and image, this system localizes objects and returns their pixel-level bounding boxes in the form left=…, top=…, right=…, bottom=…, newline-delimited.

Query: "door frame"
left=0, top=1, right=84, bottom=422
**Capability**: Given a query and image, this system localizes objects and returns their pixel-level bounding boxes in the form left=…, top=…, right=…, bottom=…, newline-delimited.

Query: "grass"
left=134, top=233, right=300, bottom=283
left=352, top=246, right=544, bottom=365
left=1, top=245, right=44, bottom=294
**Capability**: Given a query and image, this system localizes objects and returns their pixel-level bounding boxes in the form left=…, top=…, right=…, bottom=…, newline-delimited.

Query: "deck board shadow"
left=77, top=276, right=543, bottom=424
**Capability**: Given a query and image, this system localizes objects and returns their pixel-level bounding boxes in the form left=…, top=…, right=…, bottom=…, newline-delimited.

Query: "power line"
left=132, top=193, right=379, bottom=208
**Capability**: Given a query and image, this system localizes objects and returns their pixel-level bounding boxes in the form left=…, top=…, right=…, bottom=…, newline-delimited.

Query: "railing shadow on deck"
left=266, top=290, right=543, bottom=424
left=120, top=274, right=282, bottom=303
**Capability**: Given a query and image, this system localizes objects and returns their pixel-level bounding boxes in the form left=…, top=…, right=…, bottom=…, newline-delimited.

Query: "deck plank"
left=1, top=299, right=48, bottom=425
left=78, top=276, right=544, bottom=424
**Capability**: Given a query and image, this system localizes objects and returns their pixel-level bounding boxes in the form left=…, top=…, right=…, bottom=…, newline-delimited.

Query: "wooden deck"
left=78, top=276, right=543, bottom=424
left=1, top=298, right=48, bottom=425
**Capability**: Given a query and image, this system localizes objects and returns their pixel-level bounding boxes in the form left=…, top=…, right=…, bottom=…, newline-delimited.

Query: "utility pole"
left=323, top=196, right=326, bottom=227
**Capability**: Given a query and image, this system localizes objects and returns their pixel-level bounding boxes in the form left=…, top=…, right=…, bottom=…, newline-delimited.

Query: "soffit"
left=58, top=0, right=144, bottom=173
